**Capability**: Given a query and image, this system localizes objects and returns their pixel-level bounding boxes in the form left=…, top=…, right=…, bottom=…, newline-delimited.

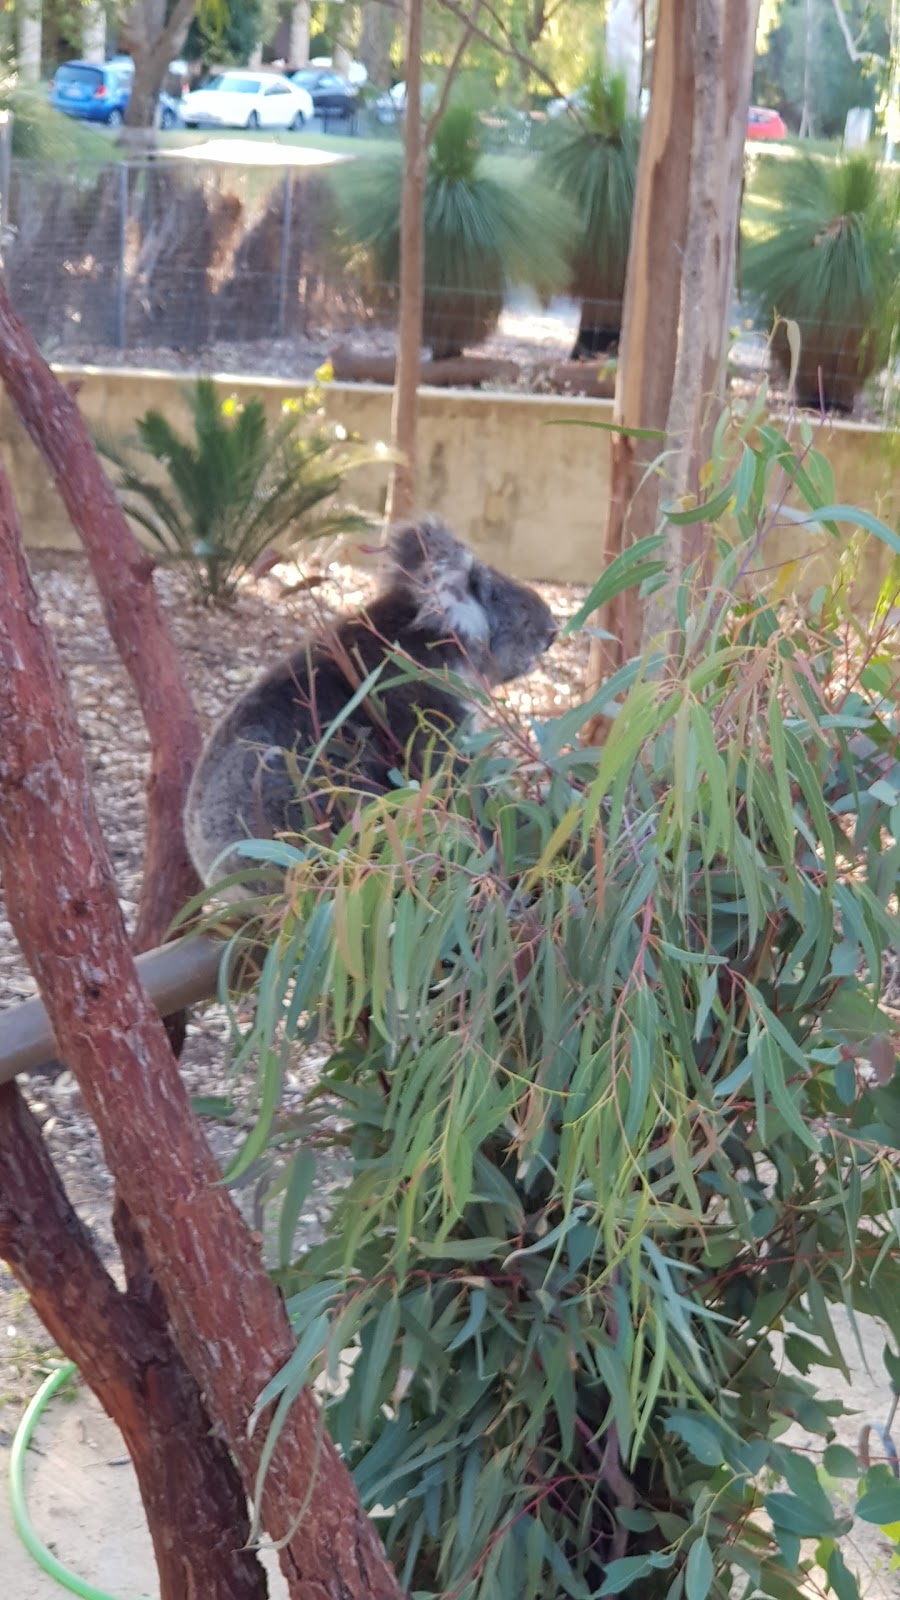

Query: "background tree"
left=119, top=0, right=199, bottom=134
left=753, top=0, right=890, bottom=134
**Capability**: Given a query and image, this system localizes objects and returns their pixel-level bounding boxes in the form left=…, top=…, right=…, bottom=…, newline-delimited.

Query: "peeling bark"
left=585, top=0, right=759, bottom=710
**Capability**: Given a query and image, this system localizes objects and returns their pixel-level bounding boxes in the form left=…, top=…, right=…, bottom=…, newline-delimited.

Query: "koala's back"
left=184, top=593, right=470, bottom=884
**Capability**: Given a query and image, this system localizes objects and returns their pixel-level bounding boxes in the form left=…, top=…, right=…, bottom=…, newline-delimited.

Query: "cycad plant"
left=742, top=153, right=900, bottom=411
left=98, top=379, right=378, bottom=603
left=336, top=104, right=572, bottom=359
left=538, top=59, right=640, bottom=358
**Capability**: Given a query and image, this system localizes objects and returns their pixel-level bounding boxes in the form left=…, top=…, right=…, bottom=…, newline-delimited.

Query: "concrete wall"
left=4, top=366, right=898, bottom=597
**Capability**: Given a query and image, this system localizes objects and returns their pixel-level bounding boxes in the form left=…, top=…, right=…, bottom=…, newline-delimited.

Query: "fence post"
left=0, top=111, right=12, bottom=239
left=276, top=167, right=294, bottom=337
left=115, top=162, right=128, bottom=349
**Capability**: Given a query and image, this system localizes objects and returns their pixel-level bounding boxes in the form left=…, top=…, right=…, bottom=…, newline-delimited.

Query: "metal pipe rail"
left=0, top=934, right=228, bottom=1085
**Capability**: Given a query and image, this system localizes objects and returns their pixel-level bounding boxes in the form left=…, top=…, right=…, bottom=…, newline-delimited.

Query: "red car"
left=747, top=105, right=787, bottom=141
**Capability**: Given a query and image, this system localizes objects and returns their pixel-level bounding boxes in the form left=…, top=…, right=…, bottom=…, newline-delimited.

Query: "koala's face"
left=467, top=560, right=557, bottom=685
left=386, top=517, right=557, bottom=686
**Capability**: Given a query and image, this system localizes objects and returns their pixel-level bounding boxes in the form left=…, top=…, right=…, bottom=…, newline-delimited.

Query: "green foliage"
left=0, top=73, right=107, bottom=162
left=335, top=103, right=572, bottom=359
left=98, top=379, right=380, bottom=603
left=742, top=154, right=900, bottom=408
left=753, top=0, right=888, bottom=137
left=217, top=408, right=900, bottom=1599
left=537, top=58, right=639, bottom=352
left=185, top=0, right=269, bottom=70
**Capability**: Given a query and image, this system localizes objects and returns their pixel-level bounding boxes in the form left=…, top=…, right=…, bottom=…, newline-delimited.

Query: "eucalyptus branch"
left=432, top=0, right=570, bottom=105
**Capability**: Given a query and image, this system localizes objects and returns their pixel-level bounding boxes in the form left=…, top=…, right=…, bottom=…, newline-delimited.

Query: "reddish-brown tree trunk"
left=0, top=283, right=202, bottom=950
left=585, top=0, right=759, bottom=705
left=0, top=471, right=403, bottom=1600
left=0, top=1080, right=268, bottom=1600
left=0, top=285, right=270, bottom=1594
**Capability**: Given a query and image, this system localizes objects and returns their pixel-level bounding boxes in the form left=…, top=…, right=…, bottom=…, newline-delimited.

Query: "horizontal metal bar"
left=0, top=934, right=228, bottom=1086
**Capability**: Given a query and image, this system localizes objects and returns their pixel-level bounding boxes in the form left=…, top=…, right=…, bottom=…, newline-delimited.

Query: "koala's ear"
left=384, top=516, right=490, bottom=652
left=384, top=516, right=471, bottom=587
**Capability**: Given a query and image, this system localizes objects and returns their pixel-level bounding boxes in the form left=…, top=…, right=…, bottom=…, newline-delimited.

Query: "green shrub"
left=335, top=104, right=572, bottom=359
left=742, top=154, right=900, bottom=411
left=0, top=74, right=110, bottom=163
left=98, top=378, right=382, bottom=603
left=217, top=414, right=900, bottom=1600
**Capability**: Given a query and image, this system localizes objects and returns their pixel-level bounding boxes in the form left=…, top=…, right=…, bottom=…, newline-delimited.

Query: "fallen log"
left=330, top=347, right=521, bottom=387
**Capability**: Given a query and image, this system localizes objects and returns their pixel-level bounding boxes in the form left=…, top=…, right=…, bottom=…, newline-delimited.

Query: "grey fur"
left=184, top=517, right=557, bottom=885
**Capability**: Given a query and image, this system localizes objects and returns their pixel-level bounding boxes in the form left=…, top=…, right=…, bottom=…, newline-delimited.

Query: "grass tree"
left=338, top=104, right=571, bottom=363
left=538, top=58, right=640, bottom=359
left=742, top=153, right=900, bottom=411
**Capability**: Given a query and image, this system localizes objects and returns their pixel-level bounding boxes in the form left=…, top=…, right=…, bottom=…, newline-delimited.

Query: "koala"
left=184, top=517, right=558, bottom=886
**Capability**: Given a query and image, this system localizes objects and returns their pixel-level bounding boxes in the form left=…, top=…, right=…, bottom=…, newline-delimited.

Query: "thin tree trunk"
left=799, top=0, right=815, bottom=139
left=0, top=1081, right=269, bottom=1600
left=647, top=0, right=755, bottom=641
left=0, top=472, right=404, bottom=1600
left=385, top=0, right=426, bottom=523
left=585, top=0, right=759, bottom=705
left=288, top=0, right=312, bottom=68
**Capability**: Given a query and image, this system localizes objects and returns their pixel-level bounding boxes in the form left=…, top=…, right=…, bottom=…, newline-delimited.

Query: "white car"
left=181, top=70, right=314, bottom=131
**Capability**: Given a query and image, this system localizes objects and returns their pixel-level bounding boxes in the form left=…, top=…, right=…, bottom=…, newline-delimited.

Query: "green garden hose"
left=10, top=1360, right=134, bottom=1600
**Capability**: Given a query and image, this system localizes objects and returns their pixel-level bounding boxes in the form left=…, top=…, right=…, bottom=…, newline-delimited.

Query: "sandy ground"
left=0, top=1381, right=288, bottom=1598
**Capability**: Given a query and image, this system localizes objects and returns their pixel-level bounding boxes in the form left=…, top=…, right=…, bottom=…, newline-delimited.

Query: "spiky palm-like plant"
left=538, top=62, right=640, bottom=360
left=98, top=380, right=378, bottom=603
left=337, top=104, right=572, bottom=360
left=742, top=153, right=900, bottom=411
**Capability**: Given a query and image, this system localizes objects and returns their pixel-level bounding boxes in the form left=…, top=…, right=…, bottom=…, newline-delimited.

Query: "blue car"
left=48, top=58, right=181, bottom=129
left=49, top=58, right=134, bottom=126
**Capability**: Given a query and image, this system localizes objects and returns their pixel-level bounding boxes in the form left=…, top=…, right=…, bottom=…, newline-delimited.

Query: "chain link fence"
left=0, top=142, right=895, bottom=425
left=1, top=154, right=368, bottom=359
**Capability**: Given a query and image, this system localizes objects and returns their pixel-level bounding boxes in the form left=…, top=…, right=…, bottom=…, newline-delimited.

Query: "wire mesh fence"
left=0, top=150, right=895, bottom=424
left=2, top=155, right=368, bottom=358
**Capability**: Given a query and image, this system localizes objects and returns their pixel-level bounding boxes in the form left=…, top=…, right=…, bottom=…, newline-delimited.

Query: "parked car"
left=181, top=70, right=314, bottom=131
left=290, top=67, right=358, bottom=122
left=48, top=58, right=134, bottom=126
left=308, top=55, right=368, bottom=87
left=373, top=80, right=438, bottom=125
left=157, top=91, right=180, bottom=129
left=747, top=105, right=787, bottom=141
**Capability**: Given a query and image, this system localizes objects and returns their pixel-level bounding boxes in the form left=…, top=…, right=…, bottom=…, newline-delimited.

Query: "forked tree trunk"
left=0, top=1081, right=268, bottom=1600
left=0, top=471, right=404, bottom=1600
left=120, top=0, right=196, bottom=140
left=385, top=0, right=426, bottom=523
left=0, top=284, right=265, bottom=1594
left=585, top=0, right=759, bottom=705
